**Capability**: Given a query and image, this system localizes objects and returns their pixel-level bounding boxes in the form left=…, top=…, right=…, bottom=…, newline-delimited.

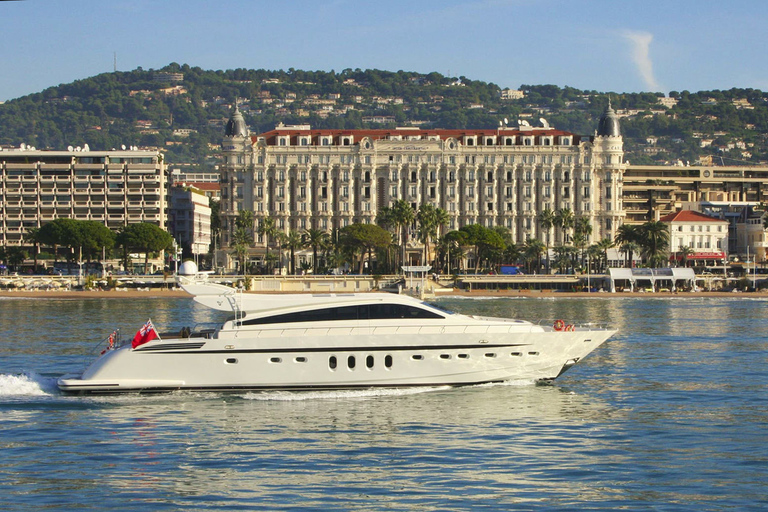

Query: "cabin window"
left=225, top=358, right=238, bottom=364
left=329, top=356, right=337, bottom=370
left=458, top=354, right=469, bottom=359
left=366, top=355, right=374, bottom=369
left=385, top=355, right=393, bottom=368
left=511, top=352, right=522, bottom=357
left=295, top=357, right=307, bottom=363
left=270, top=357, right=282, bottom=363
left=439, top=354, right=451, bottom=360
left=411, top=354, right=423, bottom=360
left=484, top=353, right=496, bottom=358
left=240, top=303, right=444, bottom=325
left=348, top=356, right=356, bottom=369
left=528, top=352, right=539, bottom=356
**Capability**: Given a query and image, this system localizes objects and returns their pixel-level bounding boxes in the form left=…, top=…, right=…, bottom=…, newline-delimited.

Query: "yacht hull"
left=57, top=328, right=614, bottom=394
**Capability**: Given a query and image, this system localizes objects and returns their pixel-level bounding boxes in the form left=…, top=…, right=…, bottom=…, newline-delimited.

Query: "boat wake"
left=242, top=386, right=451, bottom=401
left=0, top=372, right=59, bottom=396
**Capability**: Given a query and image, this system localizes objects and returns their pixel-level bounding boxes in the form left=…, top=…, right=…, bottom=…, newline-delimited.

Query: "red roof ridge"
left=659, top=210, right=725, bottom=223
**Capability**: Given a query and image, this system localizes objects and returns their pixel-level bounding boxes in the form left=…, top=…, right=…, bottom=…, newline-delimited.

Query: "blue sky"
left=2, top=0, right=767, bottom=102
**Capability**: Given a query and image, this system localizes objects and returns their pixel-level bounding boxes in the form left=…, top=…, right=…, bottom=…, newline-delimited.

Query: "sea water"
left=1, top=296, right=767, bottom=511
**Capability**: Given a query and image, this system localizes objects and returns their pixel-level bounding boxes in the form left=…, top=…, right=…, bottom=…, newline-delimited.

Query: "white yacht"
left=58, top=278, right=615, bottom=394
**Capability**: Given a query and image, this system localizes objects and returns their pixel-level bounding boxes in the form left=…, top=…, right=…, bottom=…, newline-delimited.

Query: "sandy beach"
left=0, top=288, right=765, bottom=299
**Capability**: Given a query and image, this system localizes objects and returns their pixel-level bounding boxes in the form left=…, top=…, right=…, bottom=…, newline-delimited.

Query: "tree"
left=340, top=223, right=391, bottom=274
left=614, top=224, right=641, bottom=268
left=23, top=227, right=43, bottom=272
left=416, top=203, right=448, bottom=266
left=555, top=208, right=574, bottom=244
left=573, top=216, right=593, bottom=269
left=523, top=238, right=546, bottom=274
left=257, top=215, right=279, bottom=274
left=118, top=223, right=174, bottom=273
left=230, top=225, right=253, bottom=275
left=390, top=200, right=415, bottom=269
left=678, top=245, right=695, bottom=267
left=281, top=230, right=303, bottom=275
left=302, top=228, right=328, bottom=274
left=638, top=221, right=670, bottom=267
left=537, top=208, right=556, bottom=273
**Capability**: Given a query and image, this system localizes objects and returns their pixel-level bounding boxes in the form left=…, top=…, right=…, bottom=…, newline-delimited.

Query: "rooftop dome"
left=597, top=101, right=621, bottom=137
left=224, top=105, right=248, bottom=137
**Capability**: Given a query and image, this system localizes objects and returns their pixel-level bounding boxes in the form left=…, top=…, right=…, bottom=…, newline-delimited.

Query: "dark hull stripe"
left=62, top=380, right=516, bottom=395
left=136, top=343, right=530, bottom=355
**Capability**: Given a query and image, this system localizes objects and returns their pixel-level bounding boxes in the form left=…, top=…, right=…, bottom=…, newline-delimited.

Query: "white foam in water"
left=0, top=372, right=58, bottom=396
left=243, top=386, right=450, bottom=401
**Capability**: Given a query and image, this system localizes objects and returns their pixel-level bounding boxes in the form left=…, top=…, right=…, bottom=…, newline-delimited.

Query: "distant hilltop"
left=1, top=63, right=766, bottom=167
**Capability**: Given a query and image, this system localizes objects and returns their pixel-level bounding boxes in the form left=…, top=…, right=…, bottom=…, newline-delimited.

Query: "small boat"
left=58, top=277, right=615, bottom=394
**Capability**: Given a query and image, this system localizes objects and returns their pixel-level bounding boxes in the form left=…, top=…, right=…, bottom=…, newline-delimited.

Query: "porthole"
left=295, top=357, right=307, bottom=363
left=412, top=354, right=424, bottom=361
left=458, top=354, right=469, bottom=359
left=384, top=355, right=393, bottom=368
left=270, top=357, right=282, bottom=363
left=329, top=356, right=337, bottom=370
left=528, top=351, right=539, bottom=356
left=366, top=355, right=374, bottom=369
left=484, top=353, right=497, bottom=358
left=225, top=358, right=238, bottom=364
left=511, top=352, right=522, bottom=357
left=439, top=354, right=451, bottom=360
left=348, top=355, right=356, bottom=369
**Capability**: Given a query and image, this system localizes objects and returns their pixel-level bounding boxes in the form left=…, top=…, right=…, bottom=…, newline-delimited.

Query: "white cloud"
left=623, top=30, right=660, bottom=91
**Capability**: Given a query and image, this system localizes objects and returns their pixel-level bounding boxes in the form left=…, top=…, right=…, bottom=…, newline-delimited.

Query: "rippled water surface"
left=1, top=296, right=767, bottom=511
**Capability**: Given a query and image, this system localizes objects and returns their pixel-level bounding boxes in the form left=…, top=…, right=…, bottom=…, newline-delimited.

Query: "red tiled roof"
left=252, top=127, right=579, bottom=146
left=659, top=210, right=725, bottom=223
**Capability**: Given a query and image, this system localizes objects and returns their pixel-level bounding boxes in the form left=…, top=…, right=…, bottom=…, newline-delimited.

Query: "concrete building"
left=660, top=210, right=728, bottom=265
left=218, top=105, right=626, bottom=268
left=168, top=184, right=212, bottom=261
left=622, top=164, right=768, bottom=260
left=0, top=147, right=165, bottom=247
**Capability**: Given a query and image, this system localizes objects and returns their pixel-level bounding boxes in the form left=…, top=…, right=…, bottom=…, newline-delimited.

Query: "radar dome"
left=178, top=261, right=199, bottom=276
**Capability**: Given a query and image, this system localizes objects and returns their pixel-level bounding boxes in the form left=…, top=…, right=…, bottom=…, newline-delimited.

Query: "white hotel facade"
left=219, top=106, right=626, bottom=265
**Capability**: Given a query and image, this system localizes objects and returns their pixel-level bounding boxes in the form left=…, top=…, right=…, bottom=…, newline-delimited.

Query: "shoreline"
left=0, top=289, right=765, bottom=299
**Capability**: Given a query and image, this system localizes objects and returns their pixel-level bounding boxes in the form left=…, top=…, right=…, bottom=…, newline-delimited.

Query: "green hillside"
left=2, top=63, right=768, bottom=168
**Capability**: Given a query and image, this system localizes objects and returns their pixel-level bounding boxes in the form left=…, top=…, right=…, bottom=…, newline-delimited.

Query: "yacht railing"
left=536, top=320, right=612, bottom=332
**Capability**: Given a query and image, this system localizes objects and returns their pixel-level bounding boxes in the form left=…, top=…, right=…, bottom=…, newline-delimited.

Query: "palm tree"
left=639, top=221, right=670, bottom=268
left=619, top=242, right=641, bottom=269
left=282, top=230, right=304, bottom=275
left=555, top=207, right=574, bottom=244
left=595, top=237, right=615, bottom=272
left=678, top=245, right=695, bottom=267
left=573, top=216, right=593, bottom=270
left=390, top=200, right=415, bottom=269
left=416, top=204, right=448, bottom=266
left=230, top=226, right=253, bottom=275
left=538, top=208, right=556, bottom=273
left=523, top=238, right=546, bottom=274
left=614, top=224, right=640, bottom=268
left=302, top=228, right=328, bottom=274
left=257, top=215, right=279, bottom=274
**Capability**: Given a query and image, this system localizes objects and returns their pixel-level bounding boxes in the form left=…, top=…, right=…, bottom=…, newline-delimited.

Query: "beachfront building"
left=660, top=210, right=728, bottom=266
left=0, top=147, right=166, bottom=247
left=623, top=164, right=768, bottom=260
left=218, top=105, right=626, bottom=268
left=168, top=184, right=212, bottom=263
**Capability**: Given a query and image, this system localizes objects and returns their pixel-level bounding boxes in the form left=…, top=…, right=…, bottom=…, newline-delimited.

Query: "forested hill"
left=2, top=62, right=768, bottom=168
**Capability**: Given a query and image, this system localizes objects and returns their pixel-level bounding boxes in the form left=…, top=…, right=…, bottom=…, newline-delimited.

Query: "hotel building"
left=219, top=106, right=626, bottom=265
left=0, top=148, right=165, bottom=247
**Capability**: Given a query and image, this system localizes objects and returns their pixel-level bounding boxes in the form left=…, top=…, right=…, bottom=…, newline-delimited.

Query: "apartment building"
left=219, top=105, right=626, bottom=265
left=0, top=148, right=165, bottom=247
left=168, top=184, right=212, bottom=259
left=622, top=164, right=768, bottom=258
